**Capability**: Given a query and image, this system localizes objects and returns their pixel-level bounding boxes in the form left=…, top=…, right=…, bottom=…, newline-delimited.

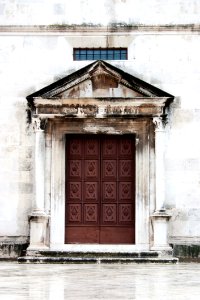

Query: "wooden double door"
left=65, top=135, right=135, bottom=244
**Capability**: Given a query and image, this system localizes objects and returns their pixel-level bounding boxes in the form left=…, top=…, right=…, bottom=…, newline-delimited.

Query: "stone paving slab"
left=0, top=262, right=200, bottom=299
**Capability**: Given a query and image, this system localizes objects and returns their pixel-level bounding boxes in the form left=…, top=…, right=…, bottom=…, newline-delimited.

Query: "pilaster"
left=153, top=116, right=166, bottom=212
left=151, top=117, right=172, bottom=252
left=28, top=117, right=49, bottom=250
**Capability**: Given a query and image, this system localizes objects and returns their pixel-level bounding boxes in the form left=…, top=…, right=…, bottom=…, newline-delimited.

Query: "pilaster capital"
left=153, top=117, right=166, bottom=131
left=135, top=137, right=139, bottom=146
left=32, top=117, right=47, bottom=132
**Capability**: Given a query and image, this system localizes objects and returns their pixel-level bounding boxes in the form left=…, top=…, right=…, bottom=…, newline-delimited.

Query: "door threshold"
left=49, top=244, right=150, bottom=253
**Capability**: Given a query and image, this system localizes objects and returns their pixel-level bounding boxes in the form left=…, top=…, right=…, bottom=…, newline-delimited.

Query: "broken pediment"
left=27, top=60, right=174, bottom=118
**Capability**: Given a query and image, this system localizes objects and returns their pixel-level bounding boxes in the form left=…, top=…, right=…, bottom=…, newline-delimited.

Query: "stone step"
left=26, top=250, right=160, bottom=258
left=18, top=249, right=178, bottom=264
left=18, top=255, right=178, bottom=264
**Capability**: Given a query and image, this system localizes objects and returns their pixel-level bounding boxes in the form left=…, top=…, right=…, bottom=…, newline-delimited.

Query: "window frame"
left=73, top=48, right=128, bottom=61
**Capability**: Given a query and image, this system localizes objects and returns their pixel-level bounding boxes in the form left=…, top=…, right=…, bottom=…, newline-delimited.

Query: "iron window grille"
left=73, top=48, right=128, bottom=61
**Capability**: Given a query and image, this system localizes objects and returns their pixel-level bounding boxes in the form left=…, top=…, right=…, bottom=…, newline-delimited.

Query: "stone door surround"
left=26, top=60, right=174, bottom=252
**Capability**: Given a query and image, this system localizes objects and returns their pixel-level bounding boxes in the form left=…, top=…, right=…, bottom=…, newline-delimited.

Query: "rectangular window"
left=73, top=48, right=128, bottom=61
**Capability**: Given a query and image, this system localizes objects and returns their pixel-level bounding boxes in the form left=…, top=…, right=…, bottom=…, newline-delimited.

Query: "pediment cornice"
left=27, top=60, right=174, bottom=119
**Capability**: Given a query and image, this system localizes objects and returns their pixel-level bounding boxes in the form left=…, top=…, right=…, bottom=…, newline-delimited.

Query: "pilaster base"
left=27, top=214, right=50, bottom=250
left=151, top=210, right=172, bottom=252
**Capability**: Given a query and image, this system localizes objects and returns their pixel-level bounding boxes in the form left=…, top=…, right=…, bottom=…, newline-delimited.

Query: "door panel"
left=66, top=227, right=99, bottom=244
left=65, top=135, right=135, bottom=244
left=100, top=227, right=135, bottom=244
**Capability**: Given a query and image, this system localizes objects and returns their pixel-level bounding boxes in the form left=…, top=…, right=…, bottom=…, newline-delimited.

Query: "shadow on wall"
left=0, top=242, right=29, bottom=260
left=173, top=244, right=200, bottom=262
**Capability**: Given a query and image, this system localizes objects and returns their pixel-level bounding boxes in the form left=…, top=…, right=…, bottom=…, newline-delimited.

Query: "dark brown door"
left=65, top=135, right=135, bottom=244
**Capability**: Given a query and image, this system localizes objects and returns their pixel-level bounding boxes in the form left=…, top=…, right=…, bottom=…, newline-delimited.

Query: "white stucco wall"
left=0, top=0, right=200, bottom=245
left=0, top=0, right=200, bottom=25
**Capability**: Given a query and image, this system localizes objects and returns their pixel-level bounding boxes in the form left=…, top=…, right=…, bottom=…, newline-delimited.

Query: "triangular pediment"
left=27, top=61, right=174, bottom=118
left=27, top=60, right=173, bottom=102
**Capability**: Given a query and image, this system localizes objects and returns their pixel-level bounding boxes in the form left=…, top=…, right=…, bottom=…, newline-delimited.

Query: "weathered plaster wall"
left=0, top=35, right=32, bottom=242
left=0, top=0, right=200, bottom=25
left=1, top=30, right=200, bottom=246
left=1, top=0, right=200, bottom=250
left=166, top=105, right=200, bottom=244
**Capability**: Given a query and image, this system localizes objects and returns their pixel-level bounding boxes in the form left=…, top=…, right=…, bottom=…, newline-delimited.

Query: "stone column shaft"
left=153, top=117, right=165, bottom=211
left=28, top=117, right=49, bottom=250
left=151, top=117, right=172, bottom=252
left=34, top=129, right=45, bottom=214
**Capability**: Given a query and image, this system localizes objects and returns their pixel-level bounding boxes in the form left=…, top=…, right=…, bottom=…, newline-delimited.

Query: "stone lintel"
left=33, top=97, right=168, bottom=118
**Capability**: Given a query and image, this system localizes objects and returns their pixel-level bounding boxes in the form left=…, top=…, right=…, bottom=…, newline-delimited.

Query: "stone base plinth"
left=28, top=214, right=49, bottom=250
left=151, top=211, right=172, bottom=252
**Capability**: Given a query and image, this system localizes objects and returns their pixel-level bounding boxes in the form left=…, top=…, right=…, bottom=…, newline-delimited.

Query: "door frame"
left=46, top=117, right=155, bottom=250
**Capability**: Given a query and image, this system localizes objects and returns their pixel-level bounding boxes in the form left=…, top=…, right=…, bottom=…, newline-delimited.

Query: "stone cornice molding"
left=33, top=97, right=169, bottom=106
left=41, top=74, right=90, bottom=98
left=0, top=24, right=200, bottom=36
